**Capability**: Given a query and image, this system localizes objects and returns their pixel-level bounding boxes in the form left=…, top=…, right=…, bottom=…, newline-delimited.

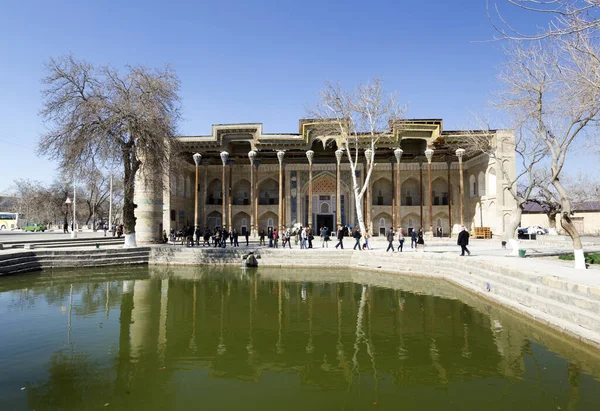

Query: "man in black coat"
left=335, top=225, right=345, bottom=249
left=457, top=226, right=471, bottom=256
left=352, top=227, right=362, bottom=250
left=386, top=227, right=395, bottom=252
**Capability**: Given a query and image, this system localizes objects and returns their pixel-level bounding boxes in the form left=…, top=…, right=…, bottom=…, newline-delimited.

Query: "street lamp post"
left=71, top=184, right=77, bottom=238
left=193, top=153, right=202, bottom=232
left=65, top=197, right=72, bottom=234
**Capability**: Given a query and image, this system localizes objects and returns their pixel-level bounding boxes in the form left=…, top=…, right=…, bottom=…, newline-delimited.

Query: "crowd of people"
left=164, top=223, right=471, bottom=255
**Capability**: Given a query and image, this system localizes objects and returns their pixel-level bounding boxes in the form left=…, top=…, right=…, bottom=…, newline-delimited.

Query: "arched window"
left=469, top=175, right=477, bottom=197
left=321, top=203, right=330, bottom=213
left=267, top=218, right=273, bottom=228
left=478, top=171, right=486, bottom=197
left=437, top=218, right=442, bottom=227
left=379, top=218, right=386, bottom=228
left=487, top=168, right=497, bottom=196
left=409, top=218, right=413, bottom=227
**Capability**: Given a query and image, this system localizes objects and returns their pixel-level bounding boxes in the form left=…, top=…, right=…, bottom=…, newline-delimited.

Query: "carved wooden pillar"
left=306, top=150, right=314, bottom=228
left=446, top=157, right=453, bottom=237
left=220, top=151, right=229, bottom=229
left=277, top=150, right=285, bottom=232
left=203, top=162, right=208, bottom=230
left=193, top=153, right=201, bottom=230
left=456, top=148, right=465, bottom=226
left=248, top=150, right=257, bottom=237
left=425, top=148, right=434, bottom=233
left=419, top=158, right=424, bottom=228
left=228, top=160, right=233, bottom=230
left=254, top=158, right=261, bottom=234
left=335, top=149, right=343, bottom=226
left=394, top=148, right=403, bottom=231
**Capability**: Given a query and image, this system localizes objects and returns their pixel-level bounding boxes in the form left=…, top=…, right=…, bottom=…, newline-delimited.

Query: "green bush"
left=558, top=252, right=600, bottom=264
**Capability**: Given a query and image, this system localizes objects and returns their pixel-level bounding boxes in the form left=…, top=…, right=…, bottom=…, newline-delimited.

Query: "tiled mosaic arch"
left=313, top=175, right=336, bottom=193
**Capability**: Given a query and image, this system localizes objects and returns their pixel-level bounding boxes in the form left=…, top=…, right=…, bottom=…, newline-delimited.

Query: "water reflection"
left=0, top=266, right=600, bottom=410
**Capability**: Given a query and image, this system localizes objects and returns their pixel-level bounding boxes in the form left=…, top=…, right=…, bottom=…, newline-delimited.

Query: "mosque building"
left=134, top=118, right=517, bottom=243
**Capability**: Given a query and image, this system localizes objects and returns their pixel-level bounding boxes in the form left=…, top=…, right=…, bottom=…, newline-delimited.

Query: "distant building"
left=522, top=200, right=600, bottom=236
left=133, top=119, right=518, bottom=243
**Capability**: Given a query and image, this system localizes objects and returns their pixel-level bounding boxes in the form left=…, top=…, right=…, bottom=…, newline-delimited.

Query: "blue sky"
left=0, top=0, right=597, bottom=192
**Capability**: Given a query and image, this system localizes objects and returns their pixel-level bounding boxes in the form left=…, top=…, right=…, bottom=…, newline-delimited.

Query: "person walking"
left=353, top=227, right=362, bottom=250
left=233, top=229, right=239, bottom=247
left=245, top=230, right=250, bottom=246
left=308, top=227, right=314, bottom=248
left=273, top=228, right=279, bottom=248
left=416, top=227, right=425, bottom=251
left=397, top=229, right=405, bottom=252
left=285, top=229, right=292, bottom=248
left=259, top=229, right=266, bottom=246
left=410, top=229, right=417, bottom=248
left=300, top=227, right=307, bottom=249
left=268, top=227, right=273, bottom=248
left=103, top=223, right=108, bottom=237
left=457, top=225, right=471, bottom=256
left=335, top=225, right=344, bottom=249
left=386, top=227, right=395, bottom=252
left=320, top=226, right=328, bottom=248
left=364, top=230, right=371, bottom=250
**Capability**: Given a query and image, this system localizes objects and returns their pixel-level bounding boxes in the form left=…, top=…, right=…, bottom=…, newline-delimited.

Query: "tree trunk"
left=547, top=212, right=558, bottom=235
left=122, top=146, right=137, bottom=248
left=506, top=207, right=522, bottom=256
left=553, top=179, right=586, bottom=269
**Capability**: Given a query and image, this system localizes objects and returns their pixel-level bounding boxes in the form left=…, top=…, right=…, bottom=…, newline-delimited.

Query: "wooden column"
left=248, top=150, right=257, bottom=237
left=306, top=150, right=314, bottom=228
left=425, top=148, right=434, bottom=233
left=419, top=158, right=424, bottom=228
left=277, top=151, right=285, bottom=232
left=254, top=158, right=261, bottom=234
left=220, top=151, right=229, bottom=229
left=446, top=157, right=452, bottom=237
left=202, top=162, right=208, bottom=230
left=456, top=149, right=465, bottom=226
left=394, top=148, right=403, bottom=231
left=335, top=149, right=343, bottom=226
left=193, top=153, right=201, bottom=230
left=228, top=161, right=233, bottom=230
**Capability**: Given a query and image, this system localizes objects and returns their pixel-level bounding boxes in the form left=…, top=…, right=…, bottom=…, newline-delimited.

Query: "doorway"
left=316, top=214, right=334, bottom=234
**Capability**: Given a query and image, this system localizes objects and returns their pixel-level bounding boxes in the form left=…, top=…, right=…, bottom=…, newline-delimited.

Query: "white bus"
left=0, top=212, right=21, bottom=230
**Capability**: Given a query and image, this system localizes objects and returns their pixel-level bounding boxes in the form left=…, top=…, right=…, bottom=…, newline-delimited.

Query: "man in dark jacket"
left=386, top=227, right=395, bottom=252
left=410, top=230, right=417, bottom=248
left=335, top=225, right=345, bottom=249
left=457, top=225, right=471, bottom=256
left=352, top=227, right=362, bottom=250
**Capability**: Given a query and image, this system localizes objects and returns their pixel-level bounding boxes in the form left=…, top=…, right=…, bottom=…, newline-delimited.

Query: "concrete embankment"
left=0, top=247, right=150, bottom=275
left=150, top=246, right=600, bottom=350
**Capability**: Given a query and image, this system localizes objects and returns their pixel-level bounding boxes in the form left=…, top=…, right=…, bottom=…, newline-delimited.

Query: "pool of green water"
left=1, top=266, right=600, bottom=410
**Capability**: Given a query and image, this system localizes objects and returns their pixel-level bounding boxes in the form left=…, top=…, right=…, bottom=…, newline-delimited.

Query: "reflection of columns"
left=158, top=279, right=169, bottom=362
left=446, top=158, right=453, bottom=236
left=277, top=151, right=285, bottom=231
left=394, top=148, right=403, bottom=231
left=248, top=150, right=257, bottom=237
left=130, top=280, right=152, bottom=358
left=228, top=160, right=233, bottom=230
left=306, top=150, right=314, bottom=227
left=193, top=153, right=201, bottom=230
left=365, top=148, right=373, bottom=233
left=456, top=149, right=465, bottom=226
left=425, top=148, right=434, bottom=233
left=220, top=152, right=229, bottom=229
left=335, top=149, right=343, bottom=226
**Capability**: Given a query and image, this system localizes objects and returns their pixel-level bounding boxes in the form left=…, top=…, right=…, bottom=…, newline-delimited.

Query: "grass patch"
left=559, top=252, right=600, bottom=264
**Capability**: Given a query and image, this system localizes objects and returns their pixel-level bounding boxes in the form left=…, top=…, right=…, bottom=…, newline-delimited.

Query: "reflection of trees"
left=27, top=350, right=110, bottom=410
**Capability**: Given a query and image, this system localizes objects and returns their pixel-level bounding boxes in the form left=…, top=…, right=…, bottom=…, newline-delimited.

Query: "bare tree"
left=308, top=78, right=406, bottom=236
left=489, top=0, right=600, bottom=39
left=497, top=40, right=600, bottom=268
left=449, top=121, right=547, bottom=252
left=39, top=55, right=181, bottom=246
